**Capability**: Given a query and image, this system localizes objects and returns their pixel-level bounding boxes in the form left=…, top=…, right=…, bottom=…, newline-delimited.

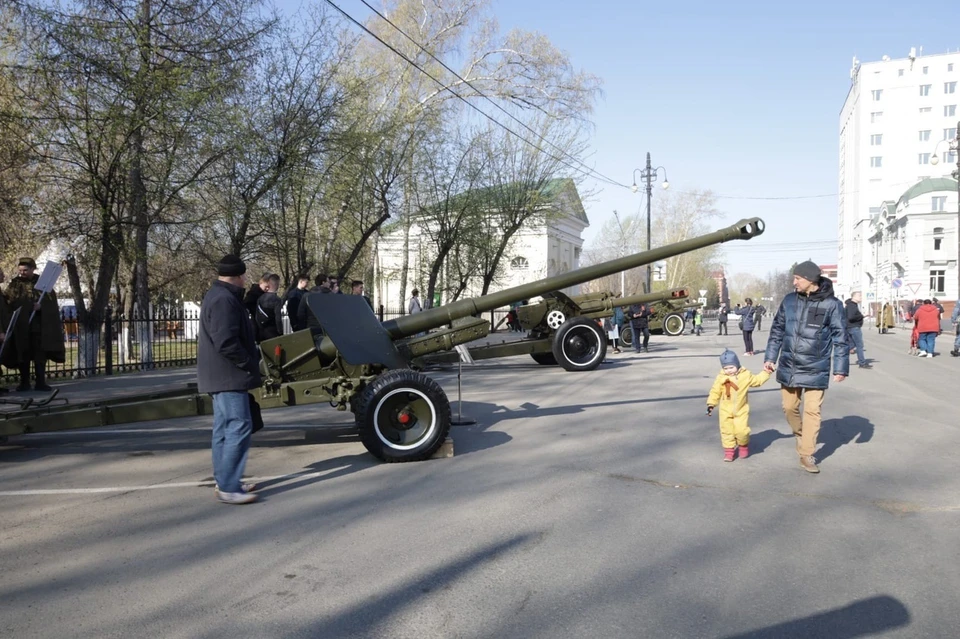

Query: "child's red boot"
left=738, top=445, right=749, bottom=459
left=723, top=448, right=735, bottom=462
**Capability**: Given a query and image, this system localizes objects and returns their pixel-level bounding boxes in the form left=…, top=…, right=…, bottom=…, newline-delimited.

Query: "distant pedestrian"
left=351, top=280, right=374, bottom=311
left=754, top=304, right=766, bottom=331
left=254, top=274, right=283, bottom=342
left=735, top=298, right=757, bottom=355
left=844, top=291, right=871, bottom=369
left=283, top=274, right=310, bottom=332
left=3, top=257, right=65, bottom=392
left=707, top=350, right=772, bottom=462
left=198, top=255, right=262, bottom=505
left=764, top=261, right=849, bottom=474
left=408, top=289, right=422, bottom=315
left=950, top=299, right=960, bottom=357
left=913, top=299, right=940, bottom=358
left=628, top=302, right=651, bottom=353
left=693, top=309, right=703, bottom=336
left=717, top=303, right=729, bottom=335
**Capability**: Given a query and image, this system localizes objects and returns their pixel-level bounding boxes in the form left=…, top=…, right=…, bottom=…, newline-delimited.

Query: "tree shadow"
left=749, top=429, right=793, bottom=455
left=817, top=416, right=874, bottom=462
left=252, top=453, right=374, bottom=499
left=722, top=594, right=909, bottom=639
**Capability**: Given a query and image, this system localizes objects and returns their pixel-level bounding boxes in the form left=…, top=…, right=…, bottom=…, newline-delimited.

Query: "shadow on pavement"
left=721, top=594, right=909, bottom=639
left=816, top=415, right=874, bottom=462
left=749, top=429, right=793, bottom=456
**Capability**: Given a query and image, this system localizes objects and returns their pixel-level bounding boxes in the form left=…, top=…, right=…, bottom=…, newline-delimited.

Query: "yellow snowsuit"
left=707, top=367, right=771, bottom=448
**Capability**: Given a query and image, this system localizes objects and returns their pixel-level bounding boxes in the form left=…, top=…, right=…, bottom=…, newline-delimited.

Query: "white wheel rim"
left=373, top=387, right=438, bottom=451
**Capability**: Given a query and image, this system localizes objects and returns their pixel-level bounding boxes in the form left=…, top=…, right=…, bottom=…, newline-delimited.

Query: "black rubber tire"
left=551, top=317, right=607, bottom=372
left=663, top=313, right=685, bottom=336
left=353, top=369, right=451, bottom=462
left=619, top=325, right=634, bottom=348
left=530, top=352, right=558, bottom=366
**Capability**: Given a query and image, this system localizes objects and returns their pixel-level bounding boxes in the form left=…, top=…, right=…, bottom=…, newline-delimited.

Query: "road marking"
left=0, top=467, right=349, bottom=496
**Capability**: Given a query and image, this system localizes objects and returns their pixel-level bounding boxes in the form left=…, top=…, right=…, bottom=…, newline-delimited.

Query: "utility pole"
left=631, top=154, right=668, bottom=295
left=954, top=120, right=960, bottom=302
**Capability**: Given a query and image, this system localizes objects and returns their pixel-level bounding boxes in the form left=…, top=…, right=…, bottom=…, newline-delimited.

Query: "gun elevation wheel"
left=545, top=309, right=566, bottom=329
left=530, top=352, right=558, bottom=366
left=354, top=369, right=451, bottom=462
left=552, top=317, right=607, bottom=372
left=619, top=326, right=634, bottom=348
left=663, top=313, right=685, bottom=336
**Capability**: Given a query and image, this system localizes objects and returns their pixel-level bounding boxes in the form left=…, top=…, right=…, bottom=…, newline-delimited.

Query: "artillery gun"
left=1, top=218, right=764, bottom=463
left=415, top=287, right=691, bottom=369
left=620, top=297, right=703, bottom=345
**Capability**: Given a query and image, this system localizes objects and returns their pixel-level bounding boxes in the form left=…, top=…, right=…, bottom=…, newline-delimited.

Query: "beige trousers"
left=780, top=387, right=825, bottom=457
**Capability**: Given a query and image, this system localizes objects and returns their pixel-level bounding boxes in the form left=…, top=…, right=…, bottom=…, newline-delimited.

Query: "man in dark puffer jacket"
left=763, top=261, right=849, bottom=474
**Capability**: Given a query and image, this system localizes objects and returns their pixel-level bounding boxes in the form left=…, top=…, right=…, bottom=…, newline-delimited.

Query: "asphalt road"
left=0, top=326, right=956, bottom=638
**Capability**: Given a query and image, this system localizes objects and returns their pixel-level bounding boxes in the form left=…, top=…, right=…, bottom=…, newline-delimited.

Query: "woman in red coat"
left=913, top=300, right=942, bottom=357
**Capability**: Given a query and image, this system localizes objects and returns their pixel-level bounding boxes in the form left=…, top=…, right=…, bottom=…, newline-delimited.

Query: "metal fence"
left=0, top=302, right=521, bottom=383
left=1, top=307, right=200, bottom=382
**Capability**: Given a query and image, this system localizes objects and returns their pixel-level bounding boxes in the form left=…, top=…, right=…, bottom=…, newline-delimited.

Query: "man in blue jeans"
left=844, top=291, right=871, bottom=369
left=198, top=255, right=263, bottom=505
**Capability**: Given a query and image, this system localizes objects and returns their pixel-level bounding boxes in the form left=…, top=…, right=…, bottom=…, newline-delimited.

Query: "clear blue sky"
left=304, top=0, right=960, bottom=277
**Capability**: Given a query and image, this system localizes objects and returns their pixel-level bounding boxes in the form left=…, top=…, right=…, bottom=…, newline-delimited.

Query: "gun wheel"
left=663, top=313, right=685, bottom=336
left=530, top=352, right=557, bottom=366
left=545, top=309, right=566, bottom=330
left=552, top=317, right=607, bottom=372
left=354, top=369, right=451, bottom=462
left=619, top=326, right=634, bottom=348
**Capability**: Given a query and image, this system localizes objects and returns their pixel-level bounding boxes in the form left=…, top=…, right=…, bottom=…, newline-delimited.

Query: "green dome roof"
left=898, top=177, right=958, bottom=206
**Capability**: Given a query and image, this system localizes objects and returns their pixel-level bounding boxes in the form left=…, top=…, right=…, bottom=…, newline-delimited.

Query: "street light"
left=630, top=152, right=669, bottom=294
left=930, top=120, right=960, bottom=299
left=613, top=210, right=627, bottom=297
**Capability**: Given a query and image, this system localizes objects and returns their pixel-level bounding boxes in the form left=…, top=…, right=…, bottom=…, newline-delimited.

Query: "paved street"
left=1, top=325, right=957, bottom=638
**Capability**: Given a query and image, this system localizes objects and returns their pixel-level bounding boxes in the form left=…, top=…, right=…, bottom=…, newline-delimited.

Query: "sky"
left=292, top=0, right=960, bottom=279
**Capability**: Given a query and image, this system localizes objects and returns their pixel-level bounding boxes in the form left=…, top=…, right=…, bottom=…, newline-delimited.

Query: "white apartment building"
left=838, top=48, right=960, bottom=299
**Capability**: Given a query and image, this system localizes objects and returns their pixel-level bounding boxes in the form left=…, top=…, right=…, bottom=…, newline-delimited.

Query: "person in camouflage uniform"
left=2, top=257, right=65, bottom=392
left=0, top=266, right=9, bottom=394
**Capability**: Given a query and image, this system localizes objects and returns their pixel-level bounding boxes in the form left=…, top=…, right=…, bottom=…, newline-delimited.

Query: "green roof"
left=898, top=177, right=959, bottom=206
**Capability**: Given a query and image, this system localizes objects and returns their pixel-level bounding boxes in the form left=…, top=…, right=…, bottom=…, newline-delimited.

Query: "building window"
left=933, top=226, right=945, bottom=234
left=933, top=196, right=947, bottom=211
left=898, top=69, right=904, bottom=77
left=946, top=81, right=958, bottom=94
left=945, top=128, right=958, bottom=141
left=946, top=151, right=958, bottom=165
left=918, top=153, right=931, bottom=165
left=870, top=134, right=882, bottom=146
left=510, top=256, right=529, bottom=270
left=870, top=156, right=883, bottom=168
left=869, top=206, right=882, bottom=215
left=870, top=111, right=883, bottom=123
left=872, top=89, right=883, bottom=101
left=919, top=130, right=931, bottom=142
left=935, top=238, right=943, bottom=250
left=947, top=105, right=958, bottom=117
left=923, top=66, right=929, bottom=74
left=920, top=106, right=932, bottom=114
left=930, top=270, right=946, bottom=295
left=920, top=84, right=932, bottom=96
left=950, top=63, right=955, bottom=72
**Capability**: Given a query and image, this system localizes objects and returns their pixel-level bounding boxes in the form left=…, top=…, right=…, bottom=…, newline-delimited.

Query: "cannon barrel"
left=382, top=217, right=764, bottom=338
left=579, top=287, right=690, bottom=317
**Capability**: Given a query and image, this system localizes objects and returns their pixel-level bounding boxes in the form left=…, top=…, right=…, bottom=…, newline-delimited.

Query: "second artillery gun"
left=1, top=219, right=765, bottom=464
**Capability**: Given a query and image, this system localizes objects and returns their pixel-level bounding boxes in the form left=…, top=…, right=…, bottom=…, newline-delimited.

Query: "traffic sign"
left=891, top=278, right=903, bottom=289
left=906, top=283, right=922, bottom=295
left=698, top=289, right=707, bottom=297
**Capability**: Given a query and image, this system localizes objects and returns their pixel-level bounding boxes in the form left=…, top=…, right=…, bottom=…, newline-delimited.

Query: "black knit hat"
left=217, top=254, right=246, bottom=277
left=793, top=260, right=821, bottom=283
left=18, top=257, right=37, bottom=269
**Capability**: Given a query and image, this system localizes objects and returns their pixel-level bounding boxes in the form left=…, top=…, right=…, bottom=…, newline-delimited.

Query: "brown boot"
left=799, top=455, right=819, bottom=474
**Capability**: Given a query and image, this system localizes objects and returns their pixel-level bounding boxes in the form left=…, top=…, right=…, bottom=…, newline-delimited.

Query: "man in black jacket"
left=254, top=273, right=283, bottom=342
left=284, top=274, right=310, bottom=331
left=628, top=303, right=651, bottom=353
left=763, top=261, right=849, bottom=474
left=845, top=291, right=870, bottom=369
left=198, top=255, right=263, bottom=505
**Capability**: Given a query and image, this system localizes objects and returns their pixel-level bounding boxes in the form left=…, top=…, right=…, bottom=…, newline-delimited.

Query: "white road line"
left=15, top=424, right=353, bottom=436
left=0, top=467, right=349, bottom=496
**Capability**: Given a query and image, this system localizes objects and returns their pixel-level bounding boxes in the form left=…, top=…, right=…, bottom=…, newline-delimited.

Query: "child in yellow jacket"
left=707, top=349, right=772, bottom=462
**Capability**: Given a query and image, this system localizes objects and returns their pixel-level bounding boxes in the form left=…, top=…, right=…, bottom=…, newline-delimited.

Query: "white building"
left=838, top=48, right=960, bottom=298
left=374, top=178, right=589, bottom=311
left=859, top=177, right=959, bottom=310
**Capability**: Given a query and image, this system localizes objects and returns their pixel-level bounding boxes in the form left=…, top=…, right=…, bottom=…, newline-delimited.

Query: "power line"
left=323, top=0, right=629, bottom=189
left=353, top=0, right=628, bottom=191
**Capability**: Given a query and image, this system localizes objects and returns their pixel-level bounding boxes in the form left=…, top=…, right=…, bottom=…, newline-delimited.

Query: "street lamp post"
left=613, top=210, right=627, bottom=297
left=930, top=120, right=960, bottom=299
left=631, top=153, right=669, bottom=294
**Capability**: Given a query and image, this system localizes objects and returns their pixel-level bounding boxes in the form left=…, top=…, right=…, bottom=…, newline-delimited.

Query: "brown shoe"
left=799, top=455, right=820, bottom=474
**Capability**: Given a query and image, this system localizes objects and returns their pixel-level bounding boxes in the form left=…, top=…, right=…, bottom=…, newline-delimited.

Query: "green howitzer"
left=622, top=298, right=704, bottom=342
left=414, top=286, right=691, bottom=368
left=0, top=218, right=764, bottom=463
